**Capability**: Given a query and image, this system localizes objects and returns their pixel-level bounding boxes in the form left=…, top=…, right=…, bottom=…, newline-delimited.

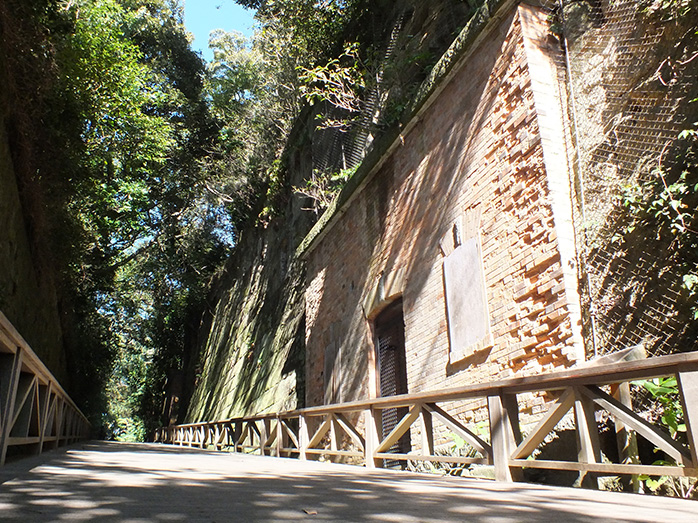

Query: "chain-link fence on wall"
left=557, top=0, right=698, bottom=358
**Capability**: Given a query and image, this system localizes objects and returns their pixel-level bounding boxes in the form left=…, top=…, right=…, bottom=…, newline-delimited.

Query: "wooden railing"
left=156, top=351, right=698, bottom=483
left=0, top=311, right=90, bottom=465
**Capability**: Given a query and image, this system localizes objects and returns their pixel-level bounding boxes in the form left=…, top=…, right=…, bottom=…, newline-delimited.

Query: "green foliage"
left=679, top=127, right=698, bottom=140
left=201, top=1, right=361, bottom=224
left=253, top=0, right=358, bottom=60
left=618, top=124, right=698, bottom=321
left=2, top=0, right=492, bottom=438
left=635, top=377, right=698, bottom=498
left=56, top=0, right=226, bottom=437
left=299, top=42, right=365, bottom=128
left=408, top=423, right=490, bottom=477
left=640, top=377, right=686, bottom=437
left=294, top=166, right=356, bottom=214
left=55, top=1, right=174, bottom=278
left=1, top=0, right=230, bottom=436
left=203, top=29, right=276, bottom=228
left=621, top=170, right=694, bottom=237
left=641, top=0, right=694, bottom=18
left=683, top=273, right=698, bottom=319
left=207, top=30, right=261, bottom=128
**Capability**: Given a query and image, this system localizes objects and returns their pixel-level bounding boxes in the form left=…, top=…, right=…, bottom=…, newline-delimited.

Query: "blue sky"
left=183, top=0, right=256, bottom=61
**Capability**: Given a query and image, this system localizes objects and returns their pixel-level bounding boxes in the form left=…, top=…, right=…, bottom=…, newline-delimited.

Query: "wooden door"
left=374, top=299, right=410, bottom=467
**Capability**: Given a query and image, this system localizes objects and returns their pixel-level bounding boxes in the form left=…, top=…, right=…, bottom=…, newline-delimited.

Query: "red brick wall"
left=305, top=7, right=579, bottom=414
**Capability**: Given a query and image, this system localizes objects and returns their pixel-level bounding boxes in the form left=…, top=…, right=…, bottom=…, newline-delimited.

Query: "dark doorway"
left=374, top=299, right=410, bottom=467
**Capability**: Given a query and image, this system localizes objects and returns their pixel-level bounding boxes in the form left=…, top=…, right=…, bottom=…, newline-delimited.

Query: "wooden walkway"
left=0, top=441, right=697, bottom=522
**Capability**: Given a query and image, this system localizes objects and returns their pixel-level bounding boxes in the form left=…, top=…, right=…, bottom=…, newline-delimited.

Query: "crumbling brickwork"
left=304, top=5, right=583, bottom=421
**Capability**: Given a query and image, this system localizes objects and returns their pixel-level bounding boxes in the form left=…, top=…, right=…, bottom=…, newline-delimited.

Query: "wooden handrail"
left=156, top=351, right=698, bottom=486
left=0, top=311, right=90, bottom=465
left=169, top=352, right=698, bottom=425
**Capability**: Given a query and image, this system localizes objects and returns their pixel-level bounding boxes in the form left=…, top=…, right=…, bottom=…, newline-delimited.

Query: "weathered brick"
left=303, top=8, right=578, bottom=416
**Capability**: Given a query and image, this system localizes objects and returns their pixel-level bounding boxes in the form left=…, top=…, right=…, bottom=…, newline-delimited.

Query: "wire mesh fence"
left=308, top=1, right=479, bottom=203
left=560, top=0, right=698, bottom=358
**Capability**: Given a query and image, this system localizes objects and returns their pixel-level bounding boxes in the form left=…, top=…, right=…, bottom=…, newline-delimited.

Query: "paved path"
left=0, top=441, right=697, bottom=522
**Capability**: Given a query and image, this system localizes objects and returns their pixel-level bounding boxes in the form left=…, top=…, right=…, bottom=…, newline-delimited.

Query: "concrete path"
left=0, top=442, right=697, bottom=522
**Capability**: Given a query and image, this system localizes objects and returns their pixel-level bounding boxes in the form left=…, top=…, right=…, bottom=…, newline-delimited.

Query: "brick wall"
left=304, top=6, right=582, bottom=420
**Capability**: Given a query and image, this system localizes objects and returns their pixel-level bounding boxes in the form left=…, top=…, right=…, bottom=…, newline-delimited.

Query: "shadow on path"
left=0, top=441, right=696, bottom=522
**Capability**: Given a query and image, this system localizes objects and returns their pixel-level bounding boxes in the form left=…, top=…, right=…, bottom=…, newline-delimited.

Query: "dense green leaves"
left=1, top=0, right=231, bottom=436
left=3, top=0, right=463, bottom=437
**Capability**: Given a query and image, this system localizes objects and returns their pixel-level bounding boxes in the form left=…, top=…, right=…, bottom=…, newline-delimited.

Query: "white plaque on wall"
left=443, top=215, right=492, bottom=362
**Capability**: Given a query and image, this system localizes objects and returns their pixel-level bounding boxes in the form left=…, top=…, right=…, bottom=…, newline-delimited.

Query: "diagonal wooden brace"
left=580, top=385, right=692, bottom=466
left=424, top=403, right=491, bottom=458
left=375, top=404, right=420, bottom=454
left=512, top=388, right=574, bottom=460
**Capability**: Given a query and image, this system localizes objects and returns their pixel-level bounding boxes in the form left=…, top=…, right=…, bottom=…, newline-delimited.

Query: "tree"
left=1, top=0, right=229, bottom=434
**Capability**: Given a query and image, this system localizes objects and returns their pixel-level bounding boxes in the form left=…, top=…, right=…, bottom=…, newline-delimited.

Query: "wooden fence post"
left=299, top=414, right=309, bottom=461
left=233, top=421, right=242, bottom=453
left=275, top=416, right=284, bottom=457
left=419, top=405, right=434, bottom=456
left=213, top=424, right=220, bottom=449
left=678, top=368, right=698, bottom=467
left=260, top=419, right=270, bottom=456
left=573, top=387, right=602, bottom=488
left=0, top=348, right=23, bottom=466
left=487, top=391, right=522, bottom=482
left=363, top=408, right=382, bottom=469
left=611, top=382, right=640, bottom=492
left=222, top=423, right=229, bottom=448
